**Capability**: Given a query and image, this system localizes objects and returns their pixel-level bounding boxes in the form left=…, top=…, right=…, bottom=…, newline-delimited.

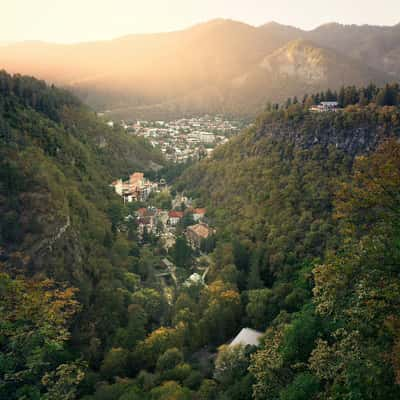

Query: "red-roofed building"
left=168, top=210, right=184, bottom=226
left=193, top=208, right=206, bottom=222
left=129, top=172, right=144, bottom=187
left=137, top=208, right=147, bottom=218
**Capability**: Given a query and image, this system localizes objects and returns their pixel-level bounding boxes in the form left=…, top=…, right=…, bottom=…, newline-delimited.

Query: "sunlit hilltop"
left=1, top=19, right=398, bottom=118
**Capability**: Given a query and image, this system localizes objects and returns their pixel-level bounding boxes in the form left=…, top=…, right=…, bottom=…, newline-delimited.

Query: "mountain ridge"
left=0, top=19, right=398, bottom=118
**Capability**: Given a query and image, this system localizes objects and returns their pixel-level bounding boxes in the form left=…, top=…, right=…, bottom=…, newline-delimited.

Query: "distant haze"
left=1, top=18, right=397, bottom=119
left=1, top=0, right=400, bottom=43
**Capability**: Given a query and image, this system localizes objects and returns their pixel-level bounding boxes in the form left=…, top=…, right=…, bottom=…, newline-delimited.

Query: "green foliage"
left=246, top=288, right=275, bottom=330
left=214, top=345, right=249, bottom=387
left=156, top=348, right=184, bottom=373
left=250, top=139, right=400, bottom=400
left=100, top=348, right=129, bottom=380
left=150, top=381, right=192, bottom=400
left=169, top=236, right=193, bottom=268
left=218, top=374, right=254, bottom=400
left=196, top=380, right=218, bottom=400
left=0, top=273, right=85, bottom=400
left=279, top=373, right=320, bottom=400
left=132, top=289, right=165, bottom=326
left=86, top=382, right=135, bottom=400
left=287, top=83, right=400, bottom=109
left=280, top=306, right=322, bottom=365
left=137, top=326, right=185, bottom=369
left=148, top=191, right=172, bottom=210
left=197, top=281, right=242, bottom=346
left=0, top=71, right=165, bottom=364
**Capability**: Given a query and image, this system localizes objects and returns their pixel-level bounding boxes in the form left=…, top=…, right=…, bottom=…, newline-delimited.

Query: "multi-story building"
left=111, top=172, right=157, bottom=203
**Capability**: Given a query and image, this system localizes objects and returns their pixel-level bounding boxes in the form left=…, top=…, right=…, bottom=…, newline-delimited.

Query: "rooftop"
left=187, top=223, right=212, bottom=239
left=194, top=208, right=206, bottom=215
left=169, top=210, right=184, bottom=218
left=229, top=328, right=264, bottom=347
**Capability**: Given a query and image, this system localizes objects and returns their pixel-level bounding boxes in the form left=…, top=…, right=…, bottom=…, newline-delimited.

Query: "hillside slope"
left=2, top=78, right=400, bottom=399
left=176, top=102, right=400, bottom=277
left=308, top=22, right=400, bottom=76
left=170, top=94, right=400, bottom=399
left=0, top=71, right=164, bottom=350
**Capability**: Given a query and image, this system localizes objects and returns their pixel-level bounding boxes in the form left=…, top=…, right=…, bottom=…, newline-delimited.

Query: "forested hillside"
left=173, top=87, right=400, bottom=398
left=0, top=71, right=163, bottom=275
left=177, top=85, right=400, bottom=275
left=1, top=77, right=400, bottom=400
left=0, top=71, right=165, bottom=399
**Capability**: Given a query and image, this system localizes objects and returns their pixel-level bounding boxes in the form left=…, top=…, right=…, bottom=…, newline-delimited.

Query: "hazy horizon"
left=2, top=0, right=400, bottom=44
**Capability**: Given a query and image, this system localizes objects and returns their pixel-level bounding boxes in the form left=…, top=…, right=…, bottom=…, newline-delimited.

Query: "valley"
left=1, top=9, right=400, bottom=400
left=2, top=72, right=400, bottom=399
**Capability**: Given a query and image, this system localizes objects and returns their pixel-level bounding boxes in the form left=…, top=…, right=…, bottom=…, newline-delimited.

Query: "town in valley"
left=111, top=171, right=215, bottom=290
left=102, top=114, right=248, bottom=163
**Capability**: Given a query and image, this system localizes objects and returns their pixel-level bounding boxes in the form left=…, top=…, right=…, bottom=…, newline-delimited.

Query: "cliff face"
left=254, top=112, right=395, bottom=157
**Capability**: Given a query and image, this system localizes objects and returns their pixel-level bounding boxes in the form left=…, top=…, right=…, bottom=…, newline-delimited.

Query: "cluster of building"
left=167, top=208, right=206, bottom=226
left=111, top=172, right=159, bottom=203
left=131, top=203, right=214, bottom=250
left=135, top=206, right=165, bottom=236
left=118, top=115, right=244, bottom=163
left=167, top=208, right=214, bottom=249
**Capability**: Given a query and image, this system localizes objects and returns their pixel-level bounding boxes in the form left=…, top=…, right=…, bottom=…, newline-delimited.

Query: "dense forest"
left=1, top=74, right=400, bottom=400
left=279, top=82, right=400, bottom=109
left=174, top=91, right=400, bottom=399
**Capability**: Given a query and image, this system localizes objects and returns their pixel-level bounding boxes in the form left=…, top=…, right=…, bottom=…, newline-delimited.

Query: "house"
left=310, top=101, right=339, bottom=112
left=137, top=208, right=148, bottom=218
left=193, top=208, right=206, bottom=222
left=186, top=223, right=214, bottom=248
left=229, top=328, right=263, bottom=347
left=198, top=132, right=215, bottom=143
left=136, top=207, right=159, bottom=235
left=183, top=273, right=203, bottom=287
left=168, top=210, right=184, bottom=226
left=129, top=172, right=144, bottom=187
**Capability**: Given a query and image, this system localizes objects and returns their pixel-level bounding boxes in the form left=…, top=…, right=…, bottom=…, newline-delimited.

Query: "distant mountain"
left=307, top=22, right=400, bottom=77
left=0, top=19, right=397, bottom=118
left=226, top=39, right=387, bottom=112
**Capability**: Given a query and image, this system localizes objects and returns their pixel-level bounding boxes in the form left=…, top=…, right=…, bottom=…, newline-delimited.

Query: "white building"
left=198, top=132, right=216, bottom=143
left=183, top=273, right=203, bottom=287
left=310, top=102, right=339, bottom=112
left=229, top=328, right=264, bottom=347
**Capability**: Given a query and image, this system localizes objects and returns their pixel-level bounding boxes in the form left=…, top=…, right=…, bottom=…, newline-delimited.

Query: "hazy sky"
left=2, top=0, right=400, bottom=43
